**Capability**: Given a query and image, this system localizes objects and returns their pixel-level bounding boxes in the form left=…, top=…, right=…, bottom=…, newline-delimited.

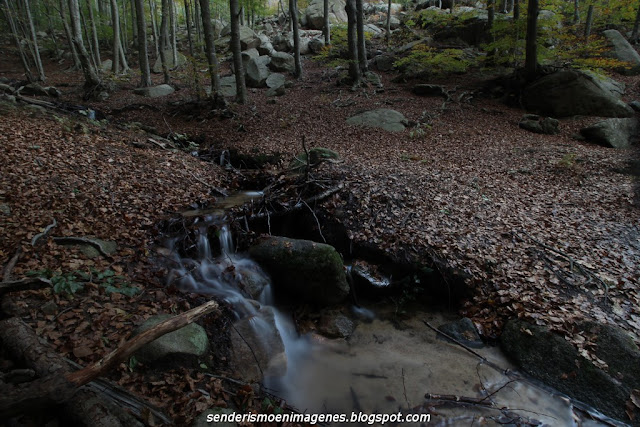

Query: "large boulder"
left=219, top=75, right=237, bottom=97
left=257, top=33, right=274, bottom=55
left=133, top=314, right=209, bottom=364
left=305, top=0, right=347, bottom=30
left=268, top=51, right=295, bottom=73
left=152, top=50, right=187, bottom=73
left=518, top=114, right=560, bottom=135
left=245, top=56, right=271, bottom=87
left=221, top=25, right=261, bottom=50
left=133, top=84, right=175, bottom=98
left=501, top=319, right=632, bottom=422
left=249, top=237, right=350, bottom=305
left=603, top=29, right=640, bottom=76
left=346, top=109, right=408, bottom=132
left=522, top=70, right=634, bottom=118
left=579, top=117, right=639, bottom=148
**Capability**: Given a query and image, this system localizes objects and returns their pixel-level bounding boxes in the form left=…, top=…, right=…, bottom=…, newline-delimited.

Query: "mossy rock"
left=249, top=236, right=349, bottom=305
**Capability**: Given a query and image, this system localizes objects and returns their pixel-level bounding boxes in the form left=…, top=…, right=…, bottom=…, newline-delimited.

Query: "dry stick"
left=2, top=247, right=22, bottom=281
left=424, top=393, right=494, bottom=407
left=31, top=218, right=57, bottom=246
left=66, top=300, right=218, bottom=386
left=401, top=367, right=410, bottom=409
left=302, top=200, right=326, bottom=243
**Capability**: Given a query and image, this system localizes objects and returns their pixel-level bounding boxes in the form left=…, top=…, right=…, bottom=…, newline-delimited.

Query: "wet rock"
left=249, top=237, right=349, bottom=306
left=501, top=319, right=630, bottom=422
left=522, top=70, right=633, bottom=118
left=437, top=317, right=483, bottom=348
left=229, top=305, right=285, bottom=382
left=630, top=100, right=640, bottom=112
left=518, top=114, right=560, bottom=135
left=318, top=311, right=355, bottom=338
left=192, top=407, right=237, bottom=427
left=133, top=314, right=209, bottom=364
left=603, top=29, right=640, bottom=76
left=152, top=50, right=187, bottom=73
left=580, top=117, right=639, bottom=148
left=133, top=84, right=175, bottom=98
left=346, top=108, right=407, bottom=132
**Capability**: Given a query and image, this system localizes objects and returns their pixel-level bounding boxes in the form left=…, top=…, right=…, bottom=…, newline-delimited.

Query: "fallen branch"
left=31, top=218, right=57, bottom=246
left=251, top=184, right=343, bottom=221
left=0, top=277, right=51, bottom=296
left=52, top=236, right=113, bottom=259
left=425, top=393, right=494, bottom=407
left=2, top=247, right=21, bottom=281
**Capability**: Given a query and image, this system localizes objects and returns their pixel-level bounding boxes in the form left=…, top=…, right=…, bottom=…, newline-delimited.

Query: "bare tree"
left=68, top=0, right=103, bottom=93
left=290, top=0, right=302, bottom=77
left=584, top=4, right=594, bottom=39
left=110, top=0, right=129, bottom=73
left=524, top=0, right=538, bottom=80
left=323, top=0, right=330, bottom=45
left=86, top=0, right=101, bottom=66
left=230, top=0, right=247, bottom=103
left=345, top=0, right=360, bottom=85
left=1, top=0, right=35, bottom=81
left=22, top=0, right=46, bottom=81
left=487, top=0, right=494, bottom=29
left=573, top=0, right=579, bottom=24
left=159, top=0, right=170, bottom=82
left=134, top=0, right=152, bottom=86
left=355, top=0, right=366, bottom=73
left=149, top=0, right=160, bottom=56
left=198, top=0, right=221, bottom=95
left=385, top=0, right=391, bottom=43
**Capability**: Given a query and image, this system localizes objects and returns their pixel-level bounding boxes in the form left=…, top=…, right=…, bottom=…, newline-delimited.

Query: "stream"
left=166, top=192, right=620, bottom=426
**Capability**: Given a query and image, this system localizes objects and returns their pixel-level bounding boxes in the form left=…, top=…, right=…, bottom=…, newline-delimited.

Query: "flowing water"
left=166, top=194, right=621, bottom=426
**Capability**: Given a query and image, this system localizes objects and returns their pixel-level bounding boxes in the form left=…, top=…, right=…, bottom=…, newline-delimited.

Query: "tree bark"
left=230, top=0, right=247, bottom=103
left=290, top=0, right=302, bottom=78
left=1, top=0, right=35, bottom=82
left=199, top=0, right=221, bottom=95
left=355, top=0, right=366, bottom=73
left=345, top=0, right=360, bottom=85
left=68, top=0, right=103, bottom=91
left=573, top=0, right=579, bottom=24
left=632, top=2, right=640, bottom=43
left=23, top=0, right=46, bottom=81
left=584, top=4, right=593, bottom=39
left=86, top=0, right=101, bottom=66
left=513, top=0, right=519, bottom=20
left=134, top=0, right=152, bottom=86
left=385, top=0, right=391, bottom=43
left=183, top=0, right=194, bottom=56
left=159, top=0, right=170, bottom=82
left=170, top=0, right=177, bottom=64
left=323, top=0, right=330, bottom=45
left=110, top=0, right=129, bottom=72
left=487, top=0, right=494, bottom=29
left=149, top=0, right=160, bottom=57
left=524, top=0, right=538, bottom=81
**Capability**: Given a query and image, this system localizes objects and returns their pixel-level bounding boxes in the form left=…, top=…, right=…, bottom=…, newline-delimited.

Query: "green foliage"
left=313, top=25, right=372, bottom=66
left=26, top=268, right=139, bottom=297
left=410, top=8, right=480, bottom=31
left=394, top=45, right=471, bottom=77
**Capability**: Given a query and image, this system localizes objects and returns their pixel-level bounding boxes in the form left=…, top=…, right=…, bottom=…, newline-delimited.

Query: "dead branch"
left=31, top=218, right=57, bottom=246
left=52, top=236, right=113, bottom=259
left=425, top=393, right=494, bottom=407
left=252, top=184, right=343, bottom=221
left=0, top=277, right=51, bottom=296
left=2, top=247, right=21, bottom=281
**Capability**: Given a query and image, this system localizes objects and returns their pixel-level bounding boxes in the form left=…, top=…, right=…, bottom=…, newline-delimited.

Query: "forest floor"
left=1, top=40, right=639, bottom=424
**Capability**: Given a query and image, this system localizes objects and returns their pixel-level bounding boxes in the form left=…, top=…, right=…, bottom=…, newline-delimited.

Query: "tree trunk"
left=170, top=0, right=177, bottom=64
left=193, top=0, right=202, bottom=47
left=68, top=0, right=103, bottom=91
left=58, top=0, right=81, bottom=69
left=199, top=0, right=221, bottom=95
left=524, top=0, right=538, bottom=81
left=355, top=0, right=366, bottom=73
left=134, top=0, right=152, bottom=86
left=632, top=3, right=640, bottom=43
left=323, top=0, right=330, bottom=45
left=159, top=0, right=170, bottom=82
left=573, top=0, right=579, bottom=24
left=584, top=4, right=593, bottom=39
left=86, top=0, right=101, bottom=66
left=487, top=0, right=494, bottom=29
left=79, top=3, right=98, bottom=70
left=110, top=0, right=120, bottom=72
left=22, top=0, right=46, bottom=81
left=42, top=0, right=60, bottom=57
left=130, top=0, right=137, bottom=48
left=1, top=0, right=35, bottom=82
left=290, top=0, right=302, bottom=77
left=229, top=0, right=247, bottom=103
left=149, top=0, right=160, bottom=57
left=513, top=0, right=519, bottom=20
left=385, top=0, right=391, bottom=44
left=184, top=0, right=194, bottom=56
left=345, top=0, right=360, bottom=85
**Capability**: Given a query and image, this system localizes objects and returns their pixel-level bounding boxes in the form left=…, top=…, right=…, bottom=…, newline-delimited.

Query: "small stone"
left=41, top=301, right=58, bottom=316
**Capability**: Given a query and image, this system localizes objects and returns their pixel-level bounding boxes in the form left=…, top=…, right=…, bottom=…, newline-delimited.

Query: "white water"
left=167, top=198, right=620, bottom=426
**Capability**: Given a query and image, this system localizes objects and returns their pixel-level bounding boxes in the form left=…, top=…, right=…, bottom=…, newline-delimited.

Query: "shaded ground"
left=1, top=38, right=639, bottom=423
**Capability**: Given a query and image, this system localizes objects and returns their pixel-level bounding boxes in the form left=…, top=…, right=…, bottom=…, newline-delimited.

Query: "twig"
left=425, top=393, right=494, bottom=407
left=402, top=367, right=410, bottom=409
left=2, top=247, right=22, bottom=282
left=302, top=200, right=326, bottom=243
left=302, top=135, right=310, bottom=182
left=31, top=218, right=57, bottom=246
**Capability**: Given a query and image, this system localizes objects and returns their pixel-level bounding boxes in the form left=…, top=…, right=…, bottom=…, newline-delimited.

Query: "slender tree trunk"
left=355, top=0, right=366, bottom=73
left=193, top=0, right=202, bottom=47
left=230, top=0, right=247, bottom=103
left=121, top=0, right=128, bottom=50
left=58, top=0, right=80, bottom=68
left=524, top=0, right=538, bottom=81
left=513, top=0, right=519, bottom=20
left=68, top=0, right=102, bottom=91
left=43, top=0, right=60, bottom=57
left=159, top=0, right=169, bottom=82
left=131, top=0, right=138, bottom=48
left=86, top=0, right=101, bottom=65
left=23, top=0, right=46, bottom=81
left=323, top=0, right=330, bottom=45
left=184, top=0, right=194, bottom=56
left=584, top=4, right=593, bottom=39
left=170, top=0, right=177, bottom=64
left=149, top=0, right=160, bottom=57
left=487, top=0, right=494, bottom=29
left=450, top=0, right=454, bottom=13
left=134, top=0, right=151, bottom=86
left=345, top=0, right=360, bottom=85
left=385, top=0, right=391, bottom=43
left=632, top=3, right=640, bottom=43
left=110, top=0, right=120, bottom=72
left=573, top=0, right=579, bottom=24
left=80, top=4, right=98, bottom=70
left=198, top=0, right=221, bottom=94
left=290, top=0, right=302, bottom=77
left=1, top=0, right=35, bottom=81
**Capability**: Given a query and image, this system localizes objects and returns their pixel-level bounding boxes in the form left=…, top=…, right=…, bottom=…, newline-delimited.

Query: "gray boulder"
left=219, top=75, right=237, bottom=97
left=266, top=73, right=286, bottom=89
left=249, top=237, right=350, bottom=306
left=308, top=38, right=325, bottom=54
left=133, top=84, right=175, bottom=98
left=501, top=319, right=635, bottom=423
left=272, top=34, right=294, bottom=52
left=522, top=70, right=634, bottom=118
left=229, top=305, right=285, bottom=382
left=269, top=51, right=295, bottom=73
left=579, top=118, right=639, bottom=148
left=152, top=50, right=187, bottom=73
left=346, top=108, right=407, bottom=132
left=101, top=59, right=113, bottom=72
left=257, top=34, right=274, bottom=55
left=371, top=54, right=395, bottom=72
left=305, top=0, right=347, bottom=30
left=221, top=25, right=260, bottom=50
left=518, top=114, right=560, bottom=135
left=603, top=29, right=640, bottom=76
left=241, top=48, right=259, bottom=70
left=245, top=56, right=271, bottom=87
left=266, top=86, right=286, bottom=97
left=318, top=311, right=355, bottom=338
left=363, top=24, right=383, bottom=37
left=133, top=314, right=209, bottom=364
